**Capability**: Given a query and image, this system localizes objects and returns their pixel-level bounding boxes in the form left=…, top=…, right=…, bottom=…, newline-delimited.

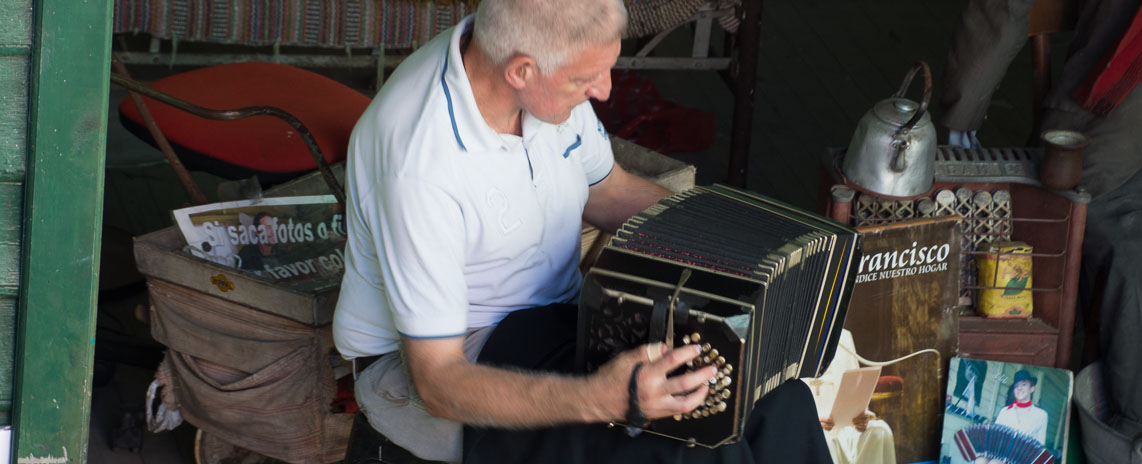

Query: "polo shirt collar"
left=521, top=112, right=551, bottom=145
left=441, top=16, right=510, bottom=152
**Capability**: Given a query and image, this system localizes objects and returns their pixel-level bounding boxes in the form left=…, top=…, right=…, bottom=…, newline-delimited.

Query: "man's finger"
left=643, top=382, right=710, bottom=419
left=662, top=364, right=718, bottom=395
left=670, top=383, right=709, bottom=414
left=644, top=342, right=665, bottom=363
left=644, top=344, right=703, bottom=376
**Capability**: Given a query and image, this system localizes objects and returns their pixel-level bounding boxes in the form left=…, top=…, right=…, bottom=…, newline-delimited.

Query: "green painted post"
left=12, top=0, right=112, bottom=461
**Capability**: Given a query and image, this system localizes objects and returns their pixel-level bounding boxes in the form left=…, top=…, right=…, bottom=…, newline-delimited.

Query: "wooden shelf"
left=959, top=316, right=1060, bottom=366
left=959, top=316, right=1058, bottom=334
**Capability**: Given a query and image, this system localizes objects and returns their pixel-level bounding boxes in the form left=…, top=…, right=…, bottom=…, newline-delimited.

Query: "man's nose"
left=587, top=72, right=613, bottom=102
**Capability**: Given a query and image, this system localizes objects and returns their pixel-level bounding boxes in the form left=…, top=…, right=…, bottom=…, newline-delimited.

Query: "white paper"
left=829, top=366, right=882, bottom=429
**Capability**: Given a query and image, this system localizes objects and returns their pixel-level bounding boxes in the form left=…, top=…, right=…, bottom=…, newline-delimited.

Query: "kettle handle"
left=888, top=61, right=933, bottom=172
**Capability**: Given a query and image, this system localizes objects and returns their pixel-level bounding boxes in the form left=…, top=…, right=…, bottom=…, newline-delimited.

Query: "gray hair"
left=473, top=0, right=628, bottom=74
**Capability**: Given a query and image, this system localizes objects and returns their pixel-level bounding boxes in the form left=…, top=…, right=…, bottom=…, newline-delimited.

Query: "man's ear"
left=504, top=55, right=537, bottom=90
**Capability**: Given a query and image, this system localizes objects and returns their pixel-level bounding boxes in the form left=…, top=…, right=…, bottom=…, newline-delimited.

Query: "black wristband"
left=625, top=363, right=648, bottom=437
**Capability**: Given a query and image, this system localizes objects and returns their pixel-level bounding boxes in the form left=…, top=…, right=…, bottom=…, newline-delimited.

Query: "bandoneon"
left=954, top=424, right=1055, bottom=464
left=576, top=185, right=862, bottom=448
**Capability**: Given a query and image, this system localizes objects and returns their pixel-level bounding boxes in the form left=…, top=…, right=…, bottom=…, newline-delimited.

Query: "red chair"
left=116, top=61, right=369, bottom=200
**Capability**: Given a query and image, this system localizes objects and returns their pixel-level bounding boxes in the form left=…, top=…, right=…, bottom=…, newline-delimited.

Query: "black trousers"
left=1082, top=167, right=1142, bottom=437
left=463, top=303, right=833, bottom=464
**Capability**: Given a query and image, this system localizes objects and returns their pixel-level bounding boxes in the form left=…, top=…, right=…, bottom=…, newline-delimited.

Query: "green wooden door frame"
left=12, top=0, right=112, bottom=461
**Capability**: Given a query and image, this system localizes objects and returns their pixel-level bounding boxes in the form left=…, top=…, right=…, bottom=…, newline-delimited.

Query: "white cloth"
left=802, top=330, right=896, bottom=464
left=332, top=16, right=615, bottom=358
left=994, top=402, right=1048, bottom=444
left=145, top=378, right=182, bottom=433
left=828, top=420, right=895, bottom=464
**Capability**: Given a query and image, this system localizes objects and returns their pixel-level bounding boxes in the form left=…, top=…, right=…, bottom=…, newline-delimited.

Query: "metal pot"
left=843, top=62, right=936, bottom=197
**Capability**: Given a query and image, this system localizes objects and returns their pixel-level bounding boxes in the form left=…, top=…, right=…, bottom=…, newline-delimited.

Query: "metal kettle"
left=843, top=62, right=936, bottom=197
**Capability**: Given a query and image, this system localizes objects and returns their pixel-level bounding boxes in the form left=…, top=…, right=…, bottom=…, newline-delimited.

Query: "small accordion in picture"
left=954, top=423, right=1054, bottom=464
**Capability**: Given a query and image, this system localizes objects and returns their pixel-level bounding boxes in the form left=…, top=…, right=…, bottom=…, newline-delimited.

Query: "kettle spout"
left=889, top=139, right=909, bottom=172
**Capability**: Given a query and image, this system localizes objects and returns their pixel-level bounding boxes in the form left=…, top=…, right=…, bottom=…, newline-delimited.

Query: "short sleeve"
left=372, top=177, right=469, bottom=338
left=570, top=102, right=615, bottom=186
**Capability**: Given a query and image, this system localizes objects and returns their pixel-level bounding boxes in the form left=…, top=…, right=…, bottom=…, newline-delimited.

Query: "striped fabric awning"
left=111, top=0, right=731, bottom=49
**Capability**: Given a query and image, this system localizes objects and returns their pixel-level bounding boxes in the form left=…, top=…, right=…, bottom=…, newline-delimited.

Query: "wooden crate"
left=610, top=137, right=696, bottom=193
left=134, top=226, right=341, bottom=326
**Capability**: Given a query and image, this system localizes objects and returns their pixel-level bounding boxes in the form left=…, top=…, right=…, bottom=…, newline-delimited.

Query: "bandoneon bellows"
left=576, top=185, right=862, bottom=448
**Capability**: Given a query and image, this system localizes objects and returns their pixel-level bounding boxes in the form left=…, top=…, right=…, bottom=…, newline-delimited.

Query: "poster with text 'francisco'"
left=843, top=215, right=962, bottom=463
left=173, top=195, right=347, bottom=289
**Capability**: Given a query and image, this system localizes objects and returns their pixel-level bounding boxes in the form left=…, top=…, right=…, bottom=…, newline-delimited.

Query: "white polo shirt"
left=333, top=16, right=615, bottom=358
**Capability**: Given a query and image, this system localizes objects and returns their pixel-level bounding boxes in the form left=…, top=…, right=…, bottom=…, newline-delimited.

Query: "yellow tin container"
left=976, top=241, right=1034, bottom=318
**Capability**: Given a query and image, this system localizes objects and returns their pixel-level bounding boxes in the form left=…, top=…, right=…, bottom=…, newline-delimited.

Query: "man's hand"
left=948, top=129, right=981, bottom=149
left=403, top=336, right=714, bottom=427
left=852, top=412, right=873, bottom=432
left=820, top=413, right=873, bottom=432
left=820, top=417, right=835, bottom=432
left=590, top=343, right=716, bottom=422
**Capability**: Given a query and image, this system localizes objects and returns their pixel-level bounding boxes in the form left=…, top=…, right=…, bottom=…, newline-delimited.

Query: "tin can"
left=976, top=241, right=1033, bottom=318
